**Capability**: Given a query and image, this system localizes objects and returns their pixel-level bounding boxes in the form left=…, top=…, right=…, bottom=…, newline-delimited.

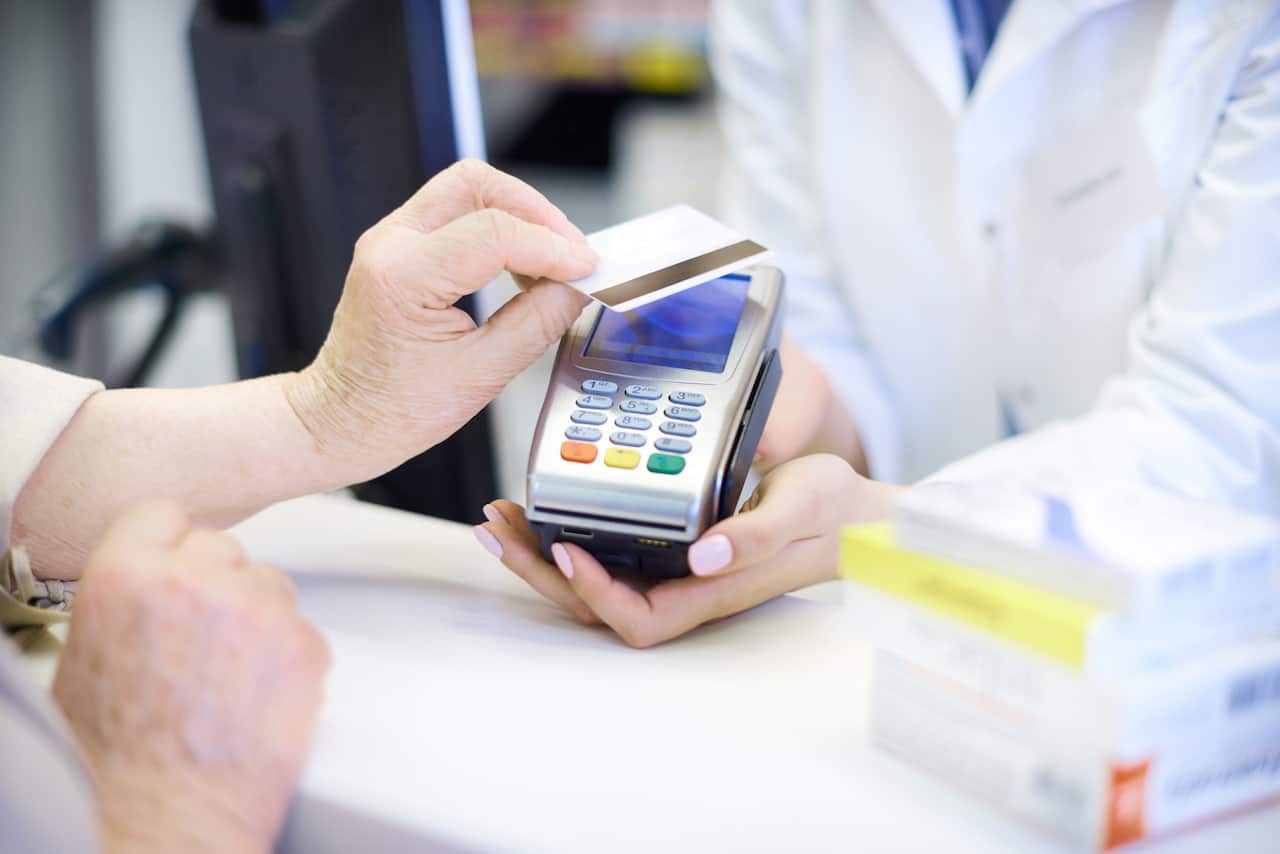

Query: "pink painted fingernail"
left=482, top=503, right=505, bottom=525
left=550, top=543, right=574, bottom=579
left=688, top=534, right=733, bottom=576
left=473, top=525, right=502, bottom=559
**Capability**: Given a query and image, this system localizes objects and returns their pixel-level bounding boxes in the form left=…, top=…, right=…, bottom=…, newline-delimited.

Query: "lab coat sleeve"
left=709, top=1, right=905, bottom=481
left=0, top=356, right=103, bottom=552
left=929, top=12, right=1280, bottom=516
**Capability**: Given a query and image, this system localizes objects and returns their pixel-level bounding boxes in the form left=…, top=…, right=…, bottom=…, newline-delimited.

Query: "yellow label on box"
left=840, top=523, right=1104, bottom=669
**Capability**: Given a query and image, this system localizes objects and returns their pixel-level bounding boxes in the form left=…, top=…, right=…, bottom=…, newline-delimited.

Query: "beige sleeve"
left=0, top=360, right=103, bottom=846
left=1, top=357, right=102, bottom=630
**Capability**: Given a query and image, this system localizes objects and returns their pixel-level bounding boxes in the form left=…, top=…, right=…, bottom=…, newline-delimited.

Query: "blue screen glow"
left=583, top=275, right=749, bottom=373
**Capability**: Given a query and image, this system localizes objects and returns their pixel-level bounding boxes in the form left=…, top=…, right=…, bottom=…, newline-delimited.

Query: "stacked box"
left=840, top=483, right=1280, bottom=850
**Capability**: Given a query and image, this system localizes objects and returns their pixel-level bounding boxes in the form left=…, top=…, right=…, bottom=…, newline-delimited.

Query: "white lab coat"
left=711, top=0, right=1280, bottom=515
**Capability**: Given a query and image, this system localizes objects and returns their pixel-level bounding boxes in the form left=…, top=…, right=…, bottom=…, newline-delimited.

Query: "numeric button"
left=625, top=385, right=661, bottom=400
left=665, top=405, right=701, bottom=422
left=576, top=394, right=613, bottom=410
left=619, top=399, right=657, bottom=415
left=669, top=391, right=705, bottom=406
left=570, top=410, right=607, bottom=425
left=659, top=421, right=696, bottom=437
left=610, top=431, right=646, bottom=447
left=615, top=415, right=652, bottom=430
left=581, top=379, right=618, bottom=394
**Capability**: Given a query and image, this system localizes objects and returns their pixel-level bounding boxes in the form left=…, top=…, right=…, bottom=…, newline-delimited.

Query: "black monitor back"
left=190, top=0, right=496, bottom=522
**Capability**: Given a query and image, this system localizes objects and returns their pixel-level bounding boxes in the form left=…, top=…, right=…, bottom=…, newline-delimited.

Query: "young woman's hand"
left=473, top=454, right=902, bottom=648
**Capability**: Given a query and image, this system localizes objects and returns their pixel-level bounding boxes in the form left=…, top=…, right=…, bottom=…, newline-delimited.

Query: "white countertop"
left=227, top=494, right=1276, bottom=854
left=20, top=493, right=1276, bottom=852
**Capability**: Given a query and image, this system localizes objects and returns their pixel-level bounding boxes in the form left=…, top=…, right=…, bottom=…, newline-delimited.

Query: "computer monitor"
left=190, top=0, right=496, bottom=521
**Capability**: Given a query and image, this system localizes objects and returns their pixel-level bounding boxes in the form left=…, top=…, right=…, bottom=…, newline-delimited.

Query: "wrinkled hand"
left=473, top=454, right=901, bottom=648
left=285, top=158, right=597, bottom=479
left=52, top=502, right=331, bottom=854
left=756, top=339, right=868, bottom=474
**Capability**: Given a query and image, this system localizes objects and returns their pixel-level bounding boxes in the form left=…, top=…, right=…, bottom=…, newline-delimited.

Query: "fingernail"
left=550, top=543, right=574, bottom=579
left=688, top=534, right=733, bottom=576
left=482, top=503, right=505, bottom=525
left=574, top=243, right=599, bottom=267
left=473, top=525, right=502, bottom=559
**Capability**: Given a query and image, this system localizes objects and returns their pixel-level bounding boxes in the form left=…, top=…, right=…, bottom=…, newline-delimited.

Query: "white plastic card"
left=566, top=205, right=771, bottom=313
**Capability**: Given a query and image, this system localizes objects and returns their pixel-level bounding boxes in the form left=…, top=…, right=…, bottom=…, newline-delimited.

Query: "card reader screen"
left=583, top=274, right=749, bottom=373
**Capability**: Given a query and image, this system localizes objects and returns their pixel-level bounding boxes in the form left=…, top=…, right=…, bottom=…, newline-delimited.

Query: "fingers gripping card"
left=567, top=205, right=771, bottom=312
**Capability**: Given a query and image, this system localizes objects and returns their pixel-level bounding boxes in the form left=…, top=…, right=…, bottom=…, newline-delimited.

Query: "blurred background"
left=0, top=0, right=721, bottom=520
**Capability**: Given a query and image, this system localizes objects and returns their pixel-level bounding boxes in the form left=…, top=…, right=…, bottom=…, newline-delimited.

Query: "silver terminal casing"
left=526, top=266, right=784, bottom=577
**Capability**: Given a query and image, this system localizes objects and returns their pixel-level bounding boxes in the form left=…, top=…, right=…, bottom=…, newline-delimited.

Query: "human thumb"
left=686, top=474, right=811, bottom=576
left=473, top=280, right=589, bottom=383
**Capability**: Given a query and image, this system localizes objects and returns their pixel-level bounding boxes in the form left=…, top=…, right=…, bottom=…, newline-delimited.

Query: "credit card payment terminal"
left=526, top=267, right=784, bottom=578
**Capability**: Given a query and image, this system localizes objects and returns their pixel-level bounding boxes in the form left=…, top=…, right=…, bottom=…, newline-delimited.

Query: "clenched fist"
left=53, top=502, right=330, bottom=854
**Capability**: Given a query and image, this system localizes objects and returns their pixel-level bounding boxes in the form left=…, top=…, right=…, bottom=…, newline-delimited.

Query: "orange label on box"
left=1104, top=759, right=1151, bottom=849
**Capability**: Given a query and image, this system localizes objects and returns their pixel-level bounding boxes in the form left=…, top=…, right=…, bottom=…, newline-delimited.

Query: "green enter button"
left=647, top=453, right=686, bottom=475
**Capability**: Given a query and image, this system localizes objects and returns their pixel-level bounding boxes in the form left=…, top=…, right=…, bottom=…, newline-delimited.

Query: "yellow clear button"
left=604, top=448, right=641, bottom=469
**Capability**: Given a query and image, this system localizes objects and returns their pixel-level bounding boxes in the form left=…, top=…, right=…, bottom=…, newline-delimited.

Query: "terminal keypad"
left=560, top=379, right=705, bottom=475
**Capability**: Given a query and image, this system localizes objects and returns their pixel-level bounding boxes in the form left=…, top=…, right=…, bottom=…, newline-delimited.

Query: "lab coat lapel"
left=866, top=0, right=968, bottom=116
left=969, top=0, right=1137, bottom=109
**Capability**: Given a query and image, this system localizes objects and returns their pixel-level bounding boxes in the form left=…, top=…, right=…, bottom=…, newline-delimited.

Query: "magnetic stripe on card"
left=591, top=240, right=767, bottom=308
